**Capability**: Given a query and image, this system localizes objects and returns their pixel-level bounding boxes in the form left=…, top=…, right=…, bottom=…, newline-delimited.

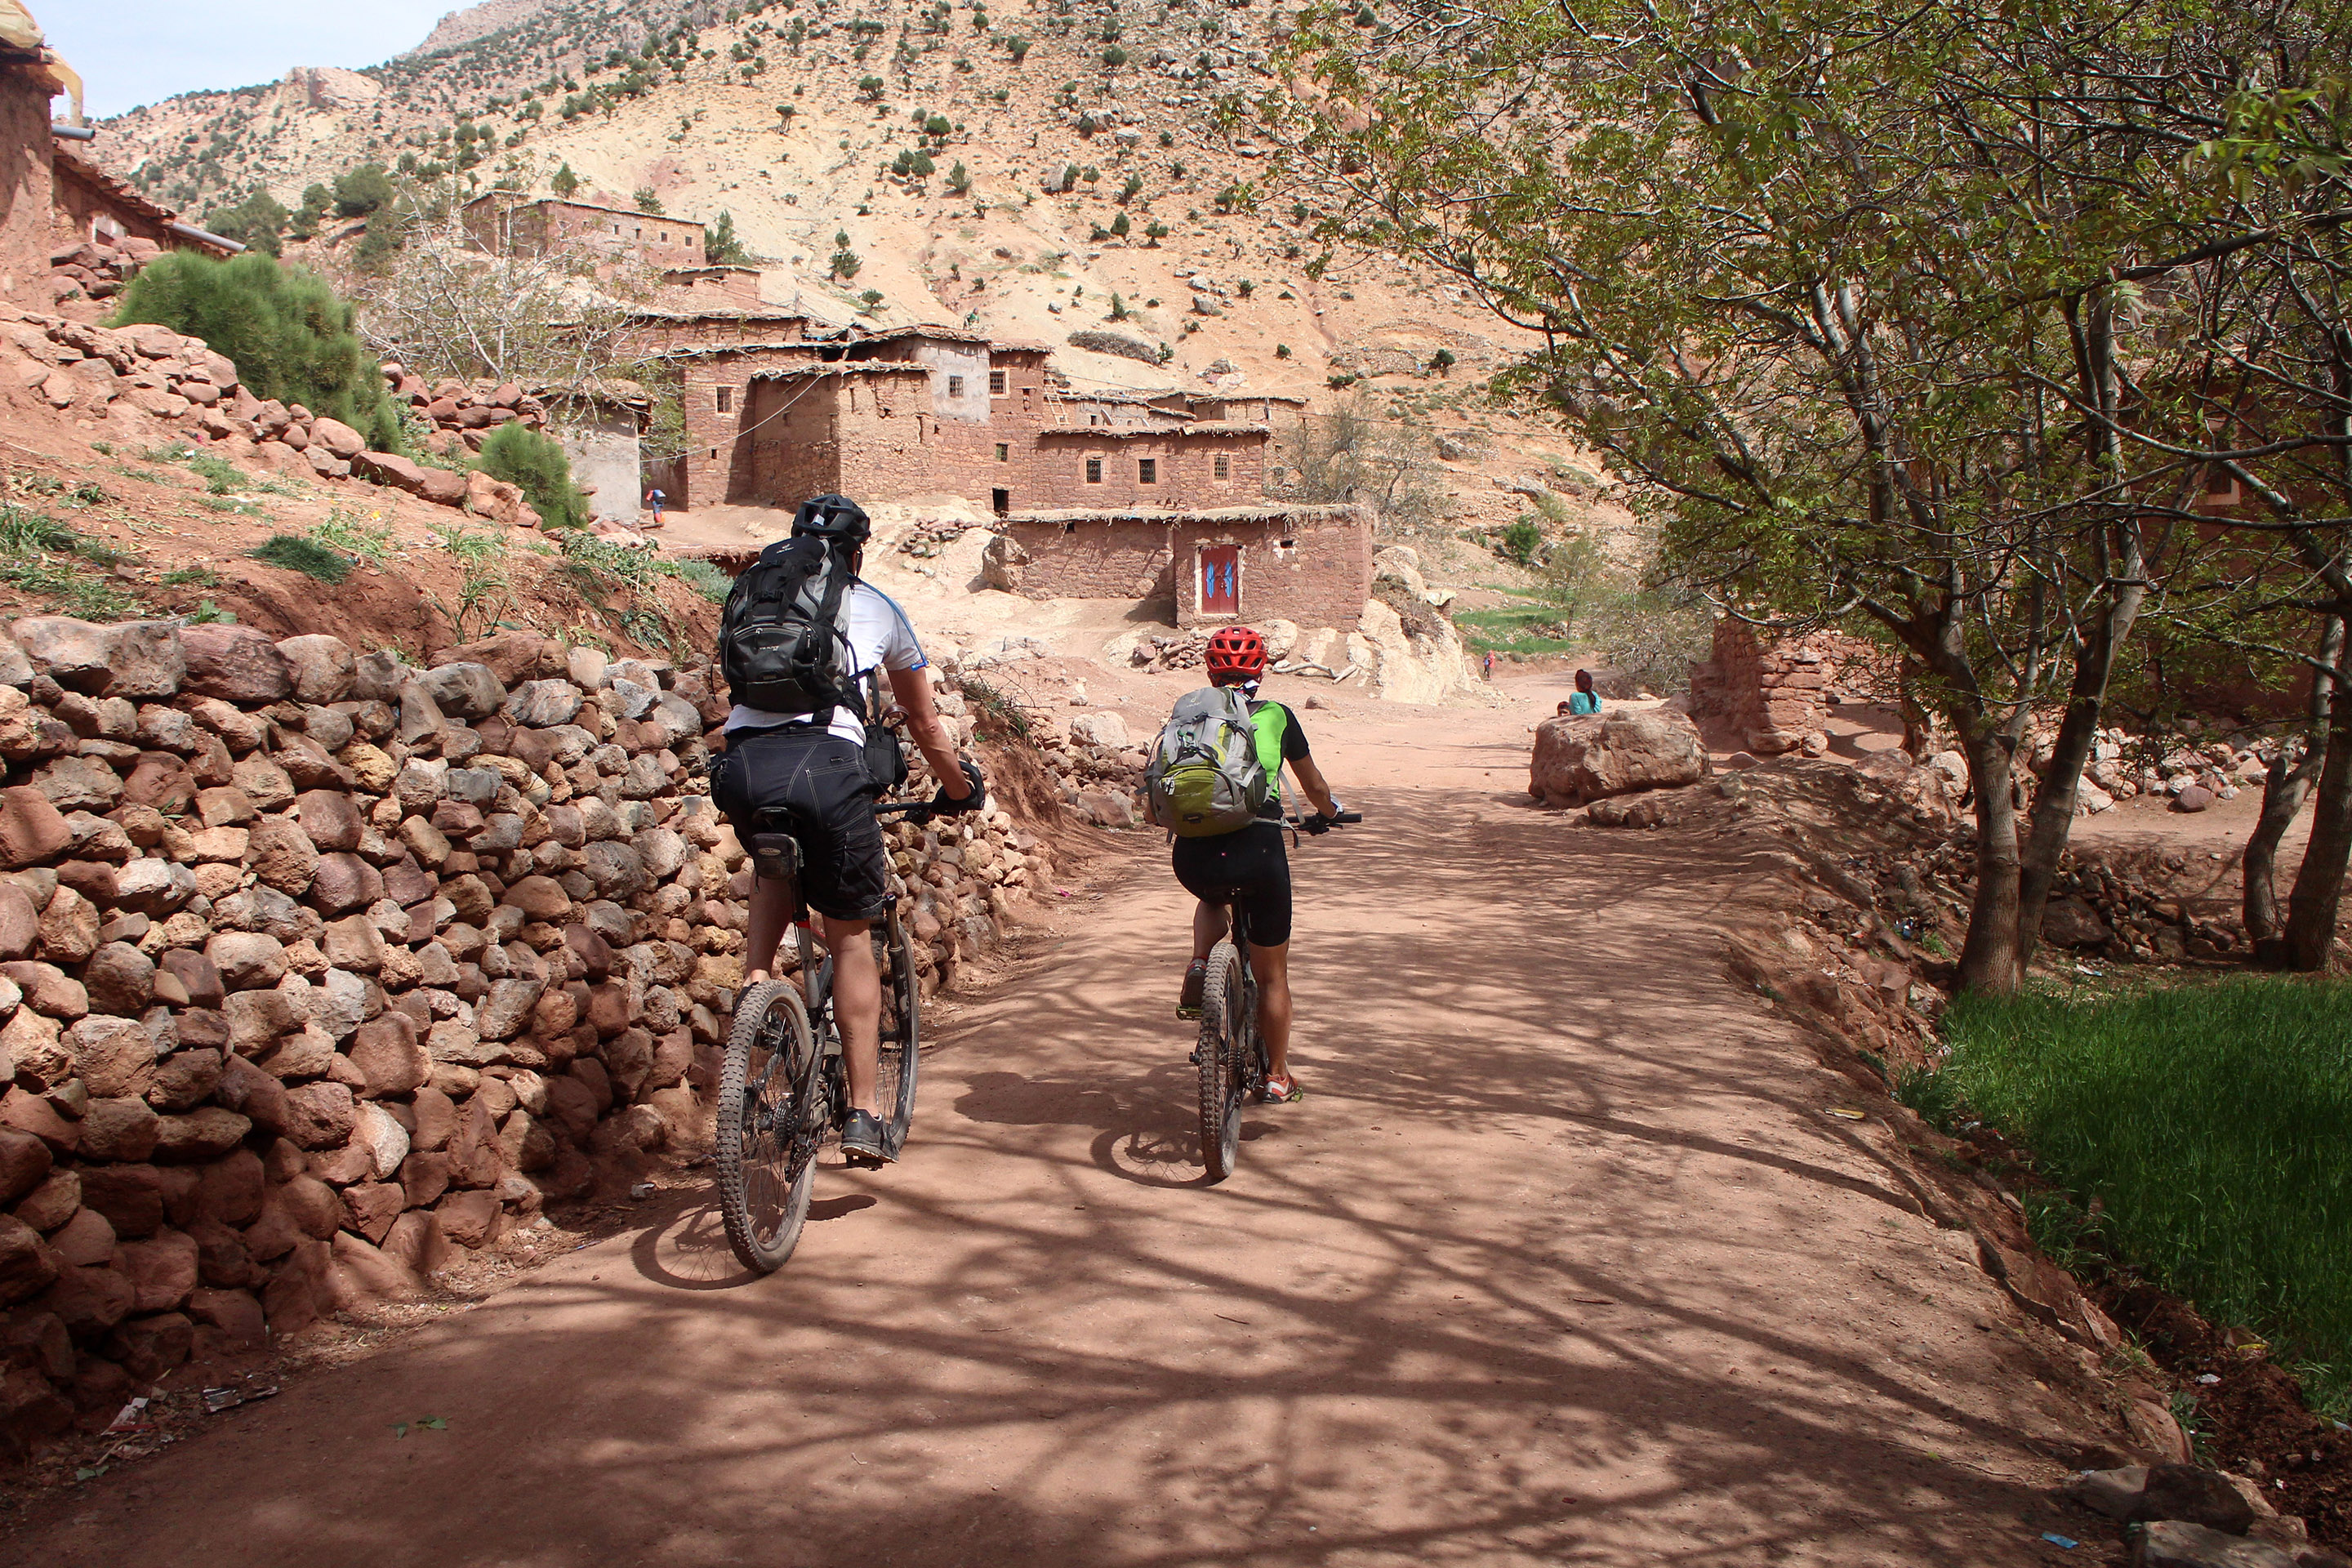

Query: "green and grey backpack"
left=1144, top=686, right=1274, bottom=836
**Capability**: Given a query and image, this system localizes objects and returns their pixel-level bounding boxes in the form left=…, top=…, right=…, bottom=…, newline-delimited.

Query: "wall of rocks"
left=0, top=617, right=1071, bottom=1456
left=1688, top=620, right=1886, bottom=756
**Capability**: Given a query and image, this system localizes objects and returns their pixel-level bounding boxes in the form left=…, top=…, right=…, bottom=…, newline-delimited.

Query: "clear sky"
left=42, top=2, right=455, bottom=121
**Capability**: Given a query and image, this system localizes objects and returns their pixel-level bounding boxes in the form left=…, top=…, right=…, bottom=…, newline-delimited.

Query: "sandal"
left=1258, top=1073, right=1303, bottom=1104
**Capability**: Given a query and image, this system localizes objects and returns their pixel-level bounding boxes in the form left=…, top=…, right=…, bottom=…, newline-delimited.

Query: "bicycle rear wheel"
left=1196, top=940, right=1245, bottom=1183
left=715, top=980, right=821, bottom=1272
left=873, top=906, right=921, bottom=1157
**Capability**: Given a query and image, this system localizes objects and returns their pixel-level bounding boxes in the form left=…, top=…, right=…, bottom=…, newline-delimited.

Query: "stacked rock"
left=0, top=619, right=1063, bottom=1455
left=1, top=306, right=537, bottom=527
left=47, top=237, right=163, bottom=308
left=380, top=364, right=555, bottom=461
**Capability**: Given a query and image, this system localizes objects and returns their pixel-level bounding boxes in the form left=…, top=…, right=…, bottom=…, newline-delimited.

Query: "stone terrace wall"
left=1688, top=620, right=1886, bottom=756
left=0, top=618, right=1071, bottom=1455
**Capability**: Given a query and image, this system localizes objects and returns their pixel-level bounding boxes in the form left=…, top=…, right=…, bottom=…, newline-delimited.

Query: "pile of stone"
left=2064, top=1461, right=2344, bottom=1567
left=2072, top=724, right=2258, bottom=813
left=2, top=305, right=538, bottom=529
left=1128, top=633, right=1208, bottom=673
left=1892, top=835, right=2244, bottom=963
left=380, top=363, right=551, bottom=460
left=0, top=618, right=1064, bottom=1456
left=47, top=237, right=161, bottom=309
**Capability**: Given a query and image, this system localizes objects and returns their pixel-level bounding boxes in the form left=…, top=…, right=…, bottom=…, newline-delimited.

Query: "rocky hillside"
left=84, top=0, right=1631, bottom=557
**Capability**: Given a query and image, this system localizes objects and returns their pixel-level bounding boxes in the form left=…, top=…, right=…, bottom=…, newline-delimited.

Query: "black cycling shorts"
left=710, top=727, right=889, bottom=922
left=1171, top=821, right=1292, bottom=947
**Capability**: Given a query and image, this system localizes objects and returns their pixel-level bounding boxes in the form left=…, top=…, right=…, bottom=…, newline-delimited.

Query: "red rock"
left=409, top=1086, right=457, bottom=1152
left=0, top=1088, right=78, bottom=1155
left=40, top=1264, right=136, bottom=1338
left=116, top=1228, right=198, bottom=1312
left=292, top=789, right=363, bottom=852
left=194, top=1149, right=265, bottom=1227
left=341, top=1181, right=403, bottom=1244
left=48, top=1205, right=114, bottom=1267
left=181, top=626, right=293, bottom=704
left=329, top=1230, right=424, bottom=1302
left=185, top=1218, right=259, bottom=1289
left=213, top=1054, right=289, bottom=1139
left=76, top=1095, right=160, bottom=1162
left=271, top=1174, right=344, bottom=1241
left=0, top=883, right=37, bottom=960
left=158, top=948, right=225, bottom=1007
left=434, top=1189, right=500, bottom=1249
left=0, top=1213, right=61, bottom=1307
left=0, top=786, right=70, bottom=869
left=261, top=1241, right=332, bottom=1334
left=36, top=884, right=97, bottom=964
left=398, top=1150, right=451, bottom=1209
left=106, top=1311, right=193, bottom=1381
left=151, top=1106, right=252, bottom=1163
left=280, top=1081, right=356, bottom=1151
left=12, top=1167, right=77, bottom=1232
left=306, top=852, right=383, bottom=915
left=348, top=1013, right=427, bottom=1097
left=243, top=816, right=317, bottom=895
left=75, top=1164, right=164, bottom=1237
left=382, top=1209, right=451, bottom=1276
left=183, top=1285, right=266, bottom=1348
left=0, top=1126, right=51, bottom=1207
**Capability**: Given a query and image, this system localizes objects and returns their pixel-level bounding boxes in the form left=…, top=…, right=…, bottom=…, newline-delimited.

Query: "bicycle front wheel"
left=715, top=980, right=821, bottom=1273
left=1196, top=941, right=1245, bottom=1183
left=873, top=906, right=921, bottom=1157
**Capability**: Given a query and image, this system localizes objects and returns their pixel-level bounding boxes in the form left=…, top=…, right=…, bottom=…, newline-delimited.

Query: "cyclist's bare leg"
left=742, top=876, right=794, bottom=982
left=1248, top=939, right=1293, bottom=1082
left=1192, top=899, right=1228, bottom=960
left=821, top=913, right=882, bottom=1116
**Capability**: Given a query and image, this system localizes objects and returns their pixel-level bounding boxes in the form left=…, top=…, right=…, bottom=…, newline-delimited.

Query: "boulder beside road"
left=1530, top=710, right=1708, bottom=808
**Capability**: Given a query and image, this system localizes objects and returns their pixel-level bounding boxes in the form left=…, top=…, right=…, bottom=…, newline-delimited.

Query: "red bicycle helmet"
left=1204, top=625, right=1268, bottom=683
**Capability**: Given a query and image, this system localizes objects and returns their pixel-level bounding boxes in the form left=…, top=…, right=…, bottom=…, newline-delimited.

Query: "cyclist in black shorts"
left=1173, top=625, right=1343, bottom=1104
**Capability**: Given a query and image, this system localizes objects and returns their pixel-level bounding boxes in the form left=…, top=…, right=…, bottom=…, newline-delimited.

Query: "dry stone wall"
left=0, top=618, right=1069, bottom=1456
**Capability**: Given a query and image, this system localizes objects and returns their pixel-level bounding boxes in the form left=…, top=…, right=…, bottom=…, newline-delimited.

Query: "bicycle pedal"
left=843, top=1151, right=887, bottom=1171
left=1176, top=1004, right=1201, bottom=1021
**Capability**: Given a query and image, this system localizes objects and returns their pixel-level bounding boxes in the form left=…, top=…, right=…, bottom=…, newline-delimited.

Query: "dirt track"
left=7, top=675, right=2118, bottom=1567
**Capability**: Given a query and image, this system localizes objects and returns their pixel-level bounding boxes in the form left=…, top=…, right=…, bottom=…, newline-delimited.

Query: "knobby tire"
left=874, top=906, right=921, bottom=1156
left=1196, top=942, right=1245, bottom=1183
left=715, top=980, right=819, bottom=1273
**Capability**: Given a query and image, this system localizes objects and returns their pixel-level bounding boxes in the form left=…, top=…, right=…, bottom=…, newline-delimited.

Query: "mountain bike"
left=1193, top=809, right=1360, bottom=1183
left=714, top=798, right=931, bottom=1274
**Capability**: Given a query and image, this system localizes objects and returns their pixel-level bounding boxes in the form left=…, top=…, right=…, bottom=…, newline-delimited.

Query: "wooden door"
left=1199, top=546, right=1239, bottom=614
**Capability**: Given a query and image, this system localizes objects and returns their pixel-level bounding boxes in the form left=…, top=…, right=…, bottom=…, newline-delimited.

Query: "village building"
left=460, top=193, right=706, bottom=270
left=994, top=503, right=1372, bottom=629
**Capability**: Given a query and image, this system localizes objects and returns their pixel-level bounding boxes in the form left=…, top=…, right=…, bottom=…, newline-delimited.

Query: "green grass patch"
left=308, top=510, right=399, bottom=570
left=1941, top=977, right=2352, bottom=1415
left=159, top=564, right=221, bottom=588
left=249, top=534, right=351, bottom=583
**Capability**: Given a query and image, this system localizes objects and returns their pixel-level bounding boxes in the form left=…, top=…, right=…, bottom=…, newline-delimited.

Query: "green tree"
left=474, top=422, right=590, bottom=529
left=201, top=191, right=291, bottom=256
left=632, top=185, right=664, bottom=214
left=858, top=74, right=885, bottom=99
left=550, top=162, right=581, bottom=198
left=331, top=163, right=395, bottom=217
left=706, top=210, right=751, bottom=265
left=945, top=160, right=971, bottom=195
left=109, top=252, right=390, bottom=432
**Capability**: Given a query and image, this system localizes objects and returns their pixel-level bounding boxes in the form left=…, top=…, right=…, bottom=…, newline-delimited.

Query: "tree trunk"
left=2247, top=615, right=2341, bottom=964
left=2016, top=581, right=2142, bottom=967
left=2283, top=693, right=2352, bottom=971
left=1956, top=719, right=2024, bottom=993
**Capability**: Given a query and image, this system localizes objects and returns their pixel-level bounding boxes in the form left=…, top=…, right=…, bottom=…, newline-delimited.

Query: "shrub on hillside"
left=109, top=252, right=391, bottom=434
left=473, top=421, right=590, bottom=530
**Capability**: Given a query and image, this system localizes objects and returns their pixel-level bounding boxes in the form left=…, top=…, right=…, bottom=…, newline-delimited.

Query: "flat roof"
left=659, top=341, right=822, bottom=361
left=746, top=363, right=933, bottom=384
left=1034, top=421, right=1270, bottom=440
left=1003, top=503, right=1365, bottom=527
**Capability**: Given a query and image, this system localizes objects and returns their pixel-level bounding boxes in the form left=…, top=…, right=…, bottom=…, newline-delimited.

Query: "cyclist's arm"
left=887, top=665, right=974, bottom=800
left=1289, top=754, right=1338, bottom=819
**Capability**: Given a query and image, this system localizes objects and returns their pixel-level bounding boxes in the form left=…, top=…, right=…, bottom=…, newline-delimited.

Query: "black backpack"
left=718, top=535, right=861, bottom=719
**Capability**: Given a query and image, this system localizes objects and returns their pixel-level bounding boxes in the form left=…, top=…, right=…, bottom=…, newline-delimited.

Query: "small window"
left=1138, top=458, right=1157, bottom=484
left=715, top=387, right=733, bottom=414
left=988, top=369, right=1008, bottom=395
left=1214, top=453, right=1231, bottom=480
left=1085, top=458, right=1103, bottom=484
left=948, top=375, right=965, bottom=399
left=995, top=443, right=1009, bottom=463
left=991, top=488, right=1010, bottom=515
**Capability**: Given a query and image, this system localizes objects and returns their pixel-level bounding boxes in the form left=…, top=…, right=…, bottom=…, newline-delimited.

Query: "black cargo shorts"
left=709, top=724, right=889, bottom=922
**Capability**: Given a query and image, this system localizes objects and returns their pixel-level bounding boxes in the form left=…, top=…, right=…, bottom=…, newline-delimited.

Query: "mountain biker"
left=708, top=494, right=983, bottom=1165
left=1173, top=625, right=1342, bottom=1104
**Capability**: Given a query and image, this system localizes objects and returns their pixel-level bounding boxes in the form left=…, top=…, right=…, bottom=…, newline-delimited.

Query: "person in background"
left=1568, top=669, right=1601, bottom=716
left=644, top=486, right=666, bottom=526
left=1483, top=651, right=1495, bottom=681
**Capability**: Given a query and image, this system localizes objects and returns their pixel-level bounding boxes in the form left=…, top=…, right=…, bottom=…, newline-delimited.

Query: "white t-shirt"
left=724, top=580, right=927, bottom=743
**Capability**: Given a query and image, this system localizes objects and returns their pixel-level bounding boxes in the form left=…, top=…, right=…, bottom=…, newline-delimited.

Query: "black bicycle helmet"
left=792, top=493, right=871, bottom=547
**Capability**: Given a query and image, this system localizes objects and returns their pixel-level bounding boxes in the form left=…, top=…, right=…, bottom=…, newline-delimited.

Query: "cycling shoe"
left=840, top=1108, right=895, bottom=1166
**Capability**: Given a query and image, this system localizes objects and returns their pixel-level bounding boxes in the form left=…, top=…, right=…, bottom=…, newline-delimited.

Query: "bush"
left=473, top=422, right=590, bottom=530
left=109, top=252, right=389, bottom=432
left=706, top=210, right=751, bottom=265
left=332, top=164, right=395, bottom=217
left=201, top=192, right=290, bottom=256
left=249, top=535, right=351, bottom=583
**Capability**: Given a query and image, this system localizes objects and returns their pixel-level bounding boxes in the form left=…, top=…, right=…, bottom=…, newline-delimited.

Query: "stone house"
left=461, top=194, right=706, bottom=270
left=996, top=502, right=1371, bottom=629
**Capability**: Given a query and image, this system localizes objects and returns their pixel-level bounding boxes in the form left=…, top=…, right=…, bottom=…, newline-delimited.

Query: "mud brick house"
left=461, top=193, right=706, bottom=270
left=50, top=145, right=238, bottom=257
left=997, top=502, right=1372, bottom=629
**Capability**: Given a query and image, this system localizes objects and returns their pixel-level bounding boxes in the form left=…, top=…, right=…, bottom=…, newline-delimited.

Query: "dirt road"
left=9, top=679, right=2113, bottom=1566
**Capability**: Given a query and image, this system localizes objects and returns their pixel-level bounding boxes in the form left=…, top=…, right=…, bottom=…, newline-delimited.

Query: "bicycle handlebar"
left=1286, top=808, right=1364, bottom=827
